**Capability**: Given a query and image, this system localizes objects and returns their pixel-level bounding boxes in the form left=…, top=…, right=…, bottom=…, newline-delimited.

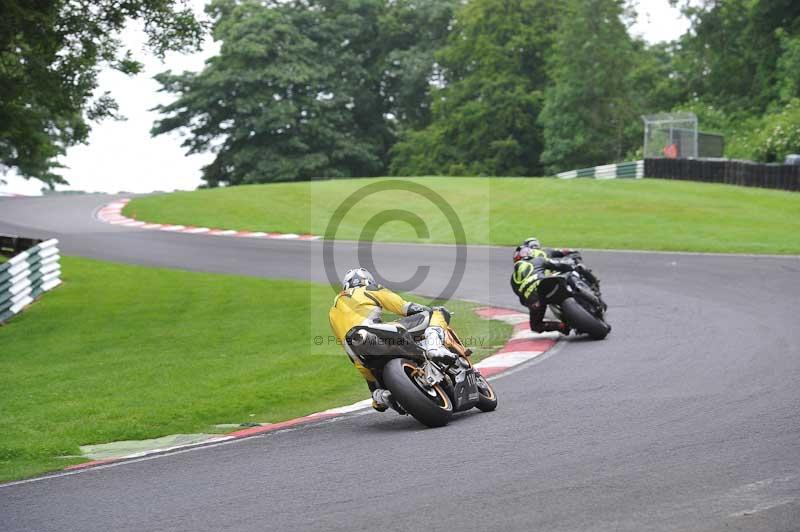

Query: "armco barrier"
left=0, top=237, right=61, bottom=324
left=557, top=160, right=643, bottom=179
left=645, top=158, right=800, bottom=192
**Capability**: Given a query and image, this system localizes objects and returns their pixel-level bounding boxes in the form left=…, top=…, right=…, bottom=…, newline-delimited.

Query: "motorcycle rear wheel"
left=382, top=358, right=453, bottom=428
left=560, top=297, right=610, bottom=340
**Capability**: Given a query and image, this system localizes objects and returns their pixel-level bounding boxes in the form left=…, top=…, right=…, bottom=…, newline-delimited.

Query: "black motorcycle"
left=543, top=264, right=611, bottom=340
left=348, top=318, right=497, bottom=428
left=562, top=253, right=604, bottom=298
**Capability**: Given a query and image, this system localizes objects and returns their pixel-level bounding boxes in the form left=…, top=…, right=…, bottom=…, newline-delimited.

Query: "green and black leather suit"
left=510, top=249, right=576, bottom=333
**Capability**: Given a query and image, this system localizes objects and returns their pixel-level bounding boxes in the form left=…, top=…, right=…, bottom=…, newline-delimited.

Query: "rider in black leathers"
left=510, top=245, right=577, bottom=334
left=515, top=236, right=600, bottom=288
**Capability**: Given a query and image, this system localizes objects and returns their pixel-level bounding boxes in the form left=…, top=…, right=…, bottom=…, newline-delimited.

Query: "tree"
left=776, top=29, right=800, bottom=103
left=391, top=0, right=560, bottom=177
left=153, top=0, right=456, bottom=186
left=621, top=40, right=687, bottom=159
left=539, top=0, right=637, bottom=173
left=664, top=0, right=800, bottom=162
left=0, top=0, right=205, bottom=187
left=378, top=0, right=457, bottom=130
left=672, top=0, right=800, bottom=114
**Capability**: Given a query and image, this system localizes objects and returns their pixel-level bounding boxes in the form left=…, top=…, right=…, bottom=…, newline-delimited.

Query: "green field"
left=125, top=177, right=800, bottom=254
left=0, top=257, right=510, bottom=481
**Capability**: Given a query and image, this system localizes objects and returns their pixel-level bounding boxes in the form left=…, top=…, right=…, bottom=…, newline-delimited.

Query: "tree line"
left=3, top=0, right=799, bottom=188
left=1, top=0, right=205, bottom=188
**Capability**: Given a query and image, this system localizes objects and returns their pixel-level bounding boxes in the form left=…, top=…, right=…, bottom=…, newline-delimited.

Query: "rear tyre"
left=475, top=373, right=498, bottom=412
left=382, top=358, right=453, bottom=428
left=560, top=297, right=610, bottom=340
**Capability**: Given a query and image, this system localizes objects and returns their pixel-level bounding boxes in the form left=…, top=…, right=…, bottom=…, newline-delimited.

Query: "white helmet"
left=522, top=236, right=541, bottom=249
left=342, top=268, right=376, bottom=289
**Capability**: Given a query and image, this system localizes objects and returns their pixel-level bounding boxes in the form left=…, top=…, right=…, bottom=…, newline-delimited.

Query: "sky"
left=0, top=0, right=691, bottom=196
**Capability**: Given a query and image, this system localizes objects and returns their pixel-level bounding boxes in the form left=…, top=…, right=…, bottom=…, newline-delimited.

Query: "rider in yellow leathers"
left=329, top=268, right=455, bottom=412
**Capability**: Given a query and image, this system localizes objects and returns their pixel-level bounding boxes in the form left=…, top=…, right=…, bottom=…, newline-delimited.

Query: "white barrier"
left=0, top=238, right=61, bottom=324
left=557, top=160, right=644, bottom=179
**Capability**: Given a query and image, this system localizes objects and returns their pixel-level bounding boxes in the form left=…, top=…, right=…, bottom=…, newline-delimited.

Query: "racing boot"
left=371, top=388, right=391, bottom=412
left=424, top=326, right=458, bottom=365
left=557, top=322, right=573, bottom=336
left=372, top=388, right=407, bottom=415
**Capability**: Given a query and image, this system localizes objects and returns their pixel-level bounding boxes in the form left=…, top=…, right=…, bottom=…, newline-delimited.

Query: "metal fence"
left=643, top=113, right=698, bottom=159
left=0, top=237, right=62, bottom=324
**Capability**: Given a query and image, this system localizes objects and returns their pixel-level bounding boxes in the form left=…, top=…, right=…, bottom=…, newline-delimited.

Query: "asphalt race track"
left=1, top=194, right=799, bottom=532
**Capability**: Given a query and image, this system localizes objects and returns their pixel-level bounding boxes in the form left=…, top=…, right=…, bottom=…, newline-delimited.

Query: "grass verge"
left=0, top=256, right=510, bottom=482
left=124, top=177, right=800, bottom=254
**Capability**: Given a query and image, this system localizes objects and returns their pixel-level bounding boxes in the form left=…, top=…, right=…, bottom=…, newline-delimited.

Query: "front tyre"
left=475, top=372, right=498, bottom=412
left=560, top=297, right=611, bottom=340
left=382, top=358, right=453, bottom=428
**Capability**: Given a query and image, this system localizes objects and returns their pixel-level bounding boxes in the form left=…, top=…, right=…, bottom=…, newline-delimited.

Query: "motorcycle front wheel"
left=382, top=358, right=453, bottom=428
left=475, top=372, right=498, bottom=412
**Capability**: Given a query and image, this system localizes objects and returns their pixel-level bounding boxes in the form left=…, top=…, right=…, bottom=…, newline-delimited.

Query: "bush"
left=752, top=99, right=800, bottom=163
left=671, top=99, right=800, bottom=163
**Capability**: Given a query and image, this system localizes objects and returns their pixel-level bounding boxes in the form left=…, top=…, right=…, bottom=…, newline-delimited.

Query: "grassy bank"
left=124, top=177, right=800, bottom=254
left=0, top=257, right=510, bottom=481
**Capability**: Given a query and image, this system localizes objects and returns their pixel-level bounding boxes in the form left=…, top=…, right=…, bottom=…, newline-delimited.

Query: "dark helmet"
left=513, top=246, right=534, bottom=263
left=522, top=236, right=541, bottom=249
left=342, top=268, right=376, bottom=289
